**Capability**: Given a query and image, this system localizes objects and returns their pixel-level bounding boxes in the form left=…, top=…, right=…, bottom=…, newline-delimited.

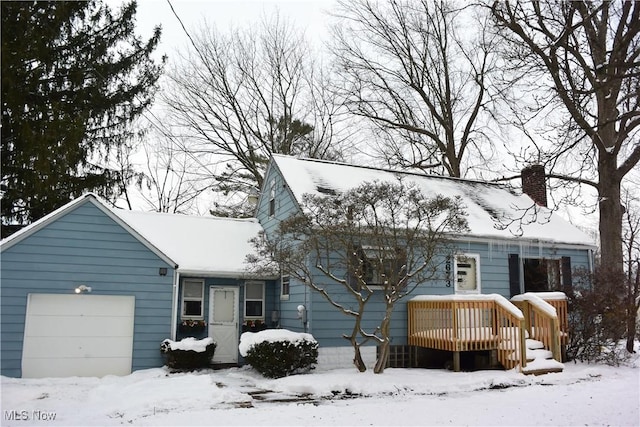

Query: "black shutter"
left=508, top=254, right=521, bottom=297
left=561, top=256, right=572, bottom=293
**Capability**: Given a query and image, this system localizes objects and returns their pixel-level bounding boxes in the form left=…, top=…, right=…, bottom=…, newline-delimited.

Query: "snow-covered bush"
left=161, top=337, right=216, bottom=370
left=239, top=329, right=318, bottom=378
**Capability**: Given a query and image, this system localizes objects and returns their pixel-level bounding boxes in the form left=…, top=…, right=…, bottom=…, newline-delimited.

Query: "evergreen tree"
left=1, top=0, right=163, bottom=236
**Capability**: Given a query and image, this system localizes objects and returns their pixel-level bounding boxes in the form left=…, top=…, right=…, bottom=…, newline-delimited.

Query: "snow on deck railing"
left=410, top=294, right=524, bottom=320
left=510, top=292, right=562, bottom=319
left=510, top=292, right=565, bottom=362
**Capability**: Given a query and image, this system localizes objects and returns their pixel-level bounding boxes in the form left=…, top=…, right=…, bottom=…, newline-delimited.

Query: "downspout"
left=519, top=244, right=525, bottom=294
left=170, top=267, right=180, bottom=340
left=305, top=276, right=310, bottom=333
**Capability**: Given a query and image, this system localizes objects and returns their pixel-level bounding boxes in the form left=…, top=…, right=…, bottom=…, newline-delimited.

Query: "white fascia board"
left=1, top=194, right=93, bottom=252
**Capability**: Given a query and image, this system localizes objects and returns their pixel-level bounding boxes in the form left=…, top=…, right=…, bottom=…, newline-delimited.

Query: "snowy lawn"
left=2, top=361, right=638, bottom=426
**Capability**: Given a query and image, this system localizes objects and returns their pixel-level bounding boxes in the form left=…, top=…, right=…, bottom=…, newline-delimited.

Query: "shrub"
left=567, top=267, right=629, bottom=365
left=161, top=337, right=216, bottom=370
left=239, top=329, right=318, bottom=378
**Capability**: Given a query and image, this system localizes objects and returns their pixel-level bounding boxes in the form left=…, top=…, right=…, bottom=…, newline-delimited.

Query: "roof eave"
left=449, top=233, right=597, bottom=250
left=177, top=268, right=278, bottom=280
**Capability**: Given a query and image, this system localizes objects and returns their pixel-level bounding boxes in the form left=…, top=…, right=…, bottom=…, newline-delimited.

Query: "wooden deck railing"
left=511, top=292, right=566, bottom=362
left=546, top=298, right=568, bottom=344
left=408, top=295, right=527, bottom=371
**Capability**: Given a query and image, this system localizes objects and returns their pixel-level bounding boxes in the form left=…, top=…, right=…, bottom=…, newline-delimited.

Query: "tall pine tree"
left=1, top=1, right=163, bottom=236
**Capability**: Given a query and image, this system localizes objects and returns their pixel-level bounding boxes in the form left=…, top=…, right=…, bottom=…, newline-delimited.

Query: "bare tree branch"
left=330, top=0, right=500, bottom=178
left=163, top=13, right=346, bottom=216
left=490, top=0, right=640, bottom=272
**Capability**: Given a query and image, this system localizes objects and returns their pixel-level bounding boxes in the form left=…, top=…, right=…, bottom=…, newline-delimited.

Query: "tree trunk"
left=373, top=304, right=395, bottom=373
left=626, top=266, right=639, bottom=353
left=597, top=154, right=624, bottom=275
left=373, top=340, right=389, bottom=374
left=350, top=310, right=367, bottom=372
left=626, top=313, right=637, bottom=353
left=352, top=343, right=367, bottom=372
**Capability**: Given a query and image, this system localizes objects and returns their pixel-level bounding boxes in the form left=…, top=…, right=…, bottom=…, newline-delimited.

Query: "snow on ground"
left=2, top=360, right=639, bottom=426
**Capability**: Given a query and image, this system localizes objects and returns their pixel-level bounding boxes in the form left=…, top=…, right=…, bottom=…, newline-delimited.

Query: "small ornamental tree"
left=250, top=180, right=467, bottom=373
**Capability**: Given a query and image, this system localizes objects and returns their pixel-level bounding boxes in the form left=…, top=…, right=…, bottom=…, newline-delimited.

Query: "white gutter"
left=170, top=270, right=180, bottom=340
left=449, top=234, right=597, bottom=251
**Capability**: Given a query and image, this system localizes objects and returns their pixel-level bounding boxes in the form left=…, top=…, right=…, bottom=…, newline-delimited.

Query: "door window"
left=212, top=288, right=235, bottom=322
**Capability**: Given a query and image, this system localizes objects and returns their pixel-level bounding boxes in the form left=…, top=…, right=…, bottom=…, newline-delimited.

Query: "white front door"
left=208, top=287, right=239, bottom=363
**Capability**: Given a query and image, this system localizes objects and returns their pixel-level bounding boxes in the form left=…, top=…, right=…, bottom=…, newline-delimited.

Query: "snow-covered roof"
left=113, top=209, right=263, bottom=276
left=270, top=155, right=595, bottom=247
left=1, top=194, right=265, bottom=277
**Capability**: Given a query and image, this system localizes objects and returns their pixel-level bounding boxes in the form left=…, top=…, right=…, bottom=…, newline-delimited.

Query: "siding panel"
left=0, top=200, right=174, bottom=377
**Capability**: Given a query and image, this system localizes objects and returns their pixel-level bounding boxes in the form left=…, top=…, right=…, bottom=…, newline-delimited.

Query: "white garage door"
left=22, top=294, right=135, bottom=378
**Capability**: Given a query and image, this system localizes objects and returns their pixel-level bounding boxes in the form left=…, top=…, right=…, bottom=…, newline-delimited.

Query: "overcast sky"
left=128, top=0, right=336, bottom=61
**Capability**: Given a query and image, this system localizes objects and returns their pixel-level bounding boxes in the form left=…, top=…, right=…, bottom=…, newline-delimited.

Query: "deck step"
left=522, top=366, right=564, bottom=376
left=522, top=338, right=563, bottom=375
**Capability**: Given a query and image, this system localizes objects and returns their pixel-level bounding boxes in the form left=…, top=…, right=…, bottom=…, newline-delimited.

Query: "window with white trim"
left=281, top=275, right=290, bottom=300
left=182, top=279, right=204, bottom=318
left=245, top=281, right=265, bottom=318
left=454, top=254, right=481, bottom=294
left=350, top=245, right=406, bottom=290
left=268, top=179, right=276, bottom=217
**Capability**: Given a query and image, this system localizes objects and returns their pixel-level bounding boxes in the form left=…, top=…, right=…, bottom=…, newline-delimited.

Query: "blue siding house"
left=255, top=155, right=595, bottom=367
left=1, top=155, right=596, bottom=377
left=1, top=194, right=276, bottom=378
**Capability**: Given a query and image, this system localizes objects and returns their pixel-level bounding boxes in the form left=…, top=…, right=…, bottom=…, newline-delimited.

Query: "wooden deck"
left=408, top=293, right=568, bottom=373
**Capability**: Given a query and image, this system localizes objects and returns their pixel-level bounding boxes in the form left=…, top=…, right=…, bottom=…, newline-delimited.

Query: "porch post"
left=453, top=351, right=461, bottom=372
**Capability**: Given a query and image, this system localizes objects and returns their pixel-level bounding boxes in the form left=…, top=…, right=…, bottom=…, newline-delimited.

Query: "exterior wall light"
left=75, top=285, right=92, bottom=294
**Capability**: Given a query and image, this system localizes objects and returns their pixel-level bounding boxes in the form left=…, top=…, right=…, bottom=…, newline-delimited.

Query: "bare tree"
left=490, top=0, right=640, bottom=273
left=163, top=14, right=345, bottom=216
left=330, top=0, right=499, bottom=177
left=250, top=180, right=467, bottom=373
left=135, top=128, right=212, bottom=214
left=622, top=188, right=640, bottom=352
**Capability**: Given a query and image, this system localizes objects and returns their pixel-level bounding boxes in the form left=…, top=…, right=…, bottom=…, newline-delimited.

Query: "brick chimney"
left=521, top=165, right=547, bottom=207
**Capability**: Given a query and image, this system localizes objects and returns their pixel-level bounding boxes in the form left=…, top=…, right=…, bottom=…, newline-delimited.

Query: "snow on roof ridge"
left=113, top=208, right=259, bottom=224
left=271, top=153, right=507, bottom=189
